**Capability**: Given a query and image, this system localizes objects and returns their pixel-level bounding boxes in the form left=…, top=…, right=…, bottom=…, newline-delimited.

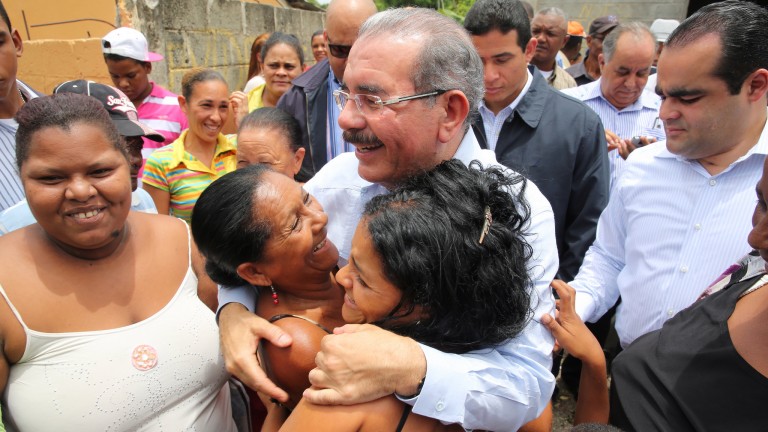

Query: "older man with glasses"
left=276, top=0, right=377, bottom=178
left=219, top=8, right=559, bottom=431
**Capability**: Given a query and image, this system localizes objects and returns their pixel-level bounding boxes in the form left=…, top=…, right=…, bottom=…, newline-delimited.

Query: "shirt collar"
left=478, top=69, right=533, bottom=120
left=329, top=68, right=342, bottom=87
left=169, top=130, right=237, bottom=168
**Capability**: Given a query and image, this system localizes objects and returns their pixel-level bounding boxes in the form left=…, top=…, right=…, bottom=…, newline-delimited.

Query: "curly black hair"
left=362, top=159, right=533, bottom=354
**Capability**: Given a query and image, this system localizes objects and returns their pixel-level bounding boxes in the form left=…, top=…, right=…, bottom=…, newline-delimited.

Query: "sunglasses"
left=327, top=36, right=352, bottom=59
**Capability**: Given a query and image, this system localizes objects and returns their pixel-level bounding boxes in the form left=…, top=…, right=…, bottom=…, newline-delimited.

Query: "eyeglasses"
left=333, top=89, right=447, bottom=115
left=326, top=36, right=352, bottom=59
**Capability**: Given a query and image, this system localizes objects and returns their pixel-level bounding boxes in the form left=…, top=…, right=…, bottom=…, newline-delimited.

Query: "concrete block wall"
left=19, top=39, right=111, bottom=94
left=123, top=0, right=326, bottom=95
left=534, top=0, right=688, bottom=31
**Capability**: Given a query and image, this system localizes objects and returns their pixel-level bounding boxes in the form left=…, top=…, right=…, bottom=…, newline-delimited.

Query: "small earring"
left=270, top=285, right=279, bottom=305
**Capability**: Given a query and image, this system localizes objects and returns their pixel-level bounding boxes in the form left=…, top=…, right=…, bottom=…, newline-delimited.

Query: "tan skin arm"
left=261, top=318, right=329, bottom=409
left=218, top=303, right=292, bottom=402
left=518, top=403, right=553, bottom=432
left=143, top=184, right=171, bottom=216
left=542, top=280, right=609, bottom=425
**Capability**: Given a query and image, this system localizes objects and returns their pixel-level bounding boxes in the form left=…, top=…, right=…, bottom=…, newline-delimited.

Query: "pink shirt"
left=137, top=82, right=187, bottom=155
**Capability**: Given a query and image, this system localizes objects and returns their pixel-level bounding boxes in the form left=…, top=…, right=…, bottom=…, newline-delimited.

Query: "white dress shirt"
left=219, top=131, right=558, bottom=431
left=562, top=79, right=665, bottom=187
left=572, top=114, right=768, bottom=347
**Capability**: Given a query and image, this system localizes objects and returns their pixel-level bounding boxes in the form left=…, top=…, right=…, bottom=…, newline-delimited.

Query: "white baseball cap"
left=650, top=19, right=680, bottom=43
left=102, top=27, right=163, bottom=62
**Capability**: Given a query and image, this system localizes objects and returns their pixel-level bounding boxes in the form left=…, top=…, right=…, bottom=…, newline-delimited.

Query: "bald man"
left=277, top=0, right=378, bottom=177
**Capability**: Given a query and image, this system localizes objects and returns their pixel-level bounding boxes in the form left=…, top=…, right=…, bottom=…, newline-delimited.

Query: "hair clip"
left=479, top=206, right=492, bottom=244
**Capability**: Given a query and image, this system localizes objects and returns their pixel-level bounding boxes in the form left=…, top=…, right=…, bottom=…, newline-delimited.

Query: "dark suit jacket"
left=473, top=67, right=610, bottom=281
left=277, top=59, right=330, bottom=178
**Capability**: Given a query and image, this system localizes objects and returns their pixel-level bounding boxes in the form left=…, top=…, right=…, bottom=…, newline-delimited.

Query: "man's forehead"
left=656, top=37, right=721, bottom=86
left=345, top=36, right=417, bottom=92
left=533, top=14, right=566, bottom=29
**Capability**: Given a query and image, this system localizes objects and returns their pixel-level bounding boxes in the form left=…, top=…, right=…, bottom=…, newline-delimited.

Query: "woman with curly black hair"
left=280, top=159, right=534, bottom=431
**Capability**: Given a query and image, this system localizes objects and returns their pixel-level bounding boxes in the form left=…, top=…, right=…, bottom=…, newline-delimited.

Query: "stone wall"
left=122, top=0, right=326, bottom=94
left=534, top=0, right=688, bottom=30
left=16, top=0, right=325, bottom=95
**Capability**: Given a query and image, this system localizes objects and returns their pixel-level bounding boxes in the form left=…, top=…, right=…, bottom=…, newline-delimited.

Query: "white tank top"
left=0, top=229, right=236, bottom=432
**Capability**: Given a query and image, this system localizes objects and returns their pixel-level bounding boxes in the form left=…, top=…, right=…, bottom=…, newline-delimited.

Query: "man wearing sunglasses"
left=219, top=7, right=559, bottom=431
left=277, top=0, right=377, bottom=178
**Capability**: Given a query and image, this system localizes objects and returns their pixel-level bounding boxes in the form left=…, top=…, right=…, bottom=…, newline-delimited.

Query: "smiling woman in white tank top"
left=0, top=93, right=236, bottom=431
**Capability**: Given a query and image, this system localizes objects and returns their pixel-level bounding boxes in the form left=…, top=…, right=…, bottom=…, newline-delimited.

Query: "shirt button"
left=667, top=309, right=675, bottom=318
left=680, top=265, right=689, bottom=273
left=436, top=401, right=445, bottom=412
left=694, top=223, right=702, bottom=230
left=709, top=179, right=717, bottom=186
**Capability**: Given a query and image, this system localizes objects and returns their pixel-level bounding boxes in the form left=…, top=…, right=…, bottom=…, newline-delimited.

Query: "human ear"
left=236, top=262, right=273, bottom=287
left=436, top=90, right=469, bottom=144
left=292, top=147, right=306, bottom=175
left=745, top=68, right=768, bottom=102
left=178, top=95, right=188, bottom=115
left=11, top=28, right=22, bottom=57
left=524, top=37, right=537, bottom=63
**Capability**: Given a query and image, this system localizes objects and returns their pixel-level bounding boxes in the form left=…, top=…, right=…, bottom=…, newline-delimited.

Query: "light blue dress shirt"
left=325, top=70, right=353, bottom=161
left=0, top=188, right=158, bottom=235
left=572, top=115, right=768, bottom=347
left=0, top=81, right=37, bottom=212
left=219, top=132, right=559, bottom=431
left=562, top=79, right=665, bottom=187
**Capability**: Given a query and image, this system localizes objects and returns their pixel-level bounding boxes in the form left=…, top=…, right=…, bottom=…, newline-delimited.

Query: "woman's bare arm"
left=543, top=280, right=609, bottom=425
left=144, top=185, right=171, bottom=216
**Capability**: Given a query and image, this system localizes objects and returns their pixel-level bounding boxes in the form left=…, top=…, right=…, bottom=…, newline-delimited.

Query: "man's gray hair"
left=602, top=22, right=657, bottom=63
left=357, top=8, right=484, bottom=128
left=536, top=7, right=568, bottom=31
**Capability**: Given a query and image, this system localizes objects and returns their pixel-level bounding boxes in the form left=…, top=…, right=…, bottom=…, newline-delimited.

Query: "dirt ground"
left=552, top=380, right=578, bottom=432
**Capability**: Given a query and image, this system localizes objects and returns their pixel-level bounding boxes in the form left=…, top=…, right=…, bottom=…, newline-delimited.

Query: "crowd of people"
left=0, top=0, right=766, bottom=431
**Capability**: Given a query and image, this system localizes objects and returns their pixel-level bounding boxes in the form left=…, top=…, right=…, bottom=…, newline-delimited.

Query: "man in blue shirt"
left=566, top=0, right=768, bottom=351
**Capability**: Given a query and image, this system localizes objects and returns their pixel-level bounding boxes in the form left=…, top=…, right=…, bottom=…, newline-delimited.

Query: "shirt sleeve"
left=571, top=183, right=627, bottom=322
left=141, top=151, right=170, bottom=192
left=216, top=284, right=258, bottom=316
left=407, top=185, right=559, bottom=431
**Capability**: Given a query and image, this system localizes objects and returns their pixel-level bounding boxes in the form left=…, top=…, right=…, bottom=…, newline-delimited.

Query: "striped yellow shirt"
left=142, top=130, right=237, bottom=223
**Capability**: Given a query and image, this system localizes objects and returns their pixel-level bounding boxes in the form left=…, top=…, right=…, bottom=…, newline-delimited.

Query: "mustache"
left=343, top=129, right=385, bottom=146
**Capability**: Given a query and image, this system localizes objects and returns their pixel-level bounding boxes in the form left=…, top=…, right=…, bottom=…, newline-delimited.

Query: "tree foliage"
left=373, top=0, right=474, bottom=23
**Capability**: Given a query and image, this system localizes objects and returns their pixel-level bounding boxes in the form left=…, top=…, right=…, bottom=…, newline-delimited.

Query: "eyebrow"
left=491, top=52, right=514, bottom=59
left=656, top=86, right=704, bottom=98
left=355, top=84, right=385, bottom=95
left=350, top=255, right=369, bottom=280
